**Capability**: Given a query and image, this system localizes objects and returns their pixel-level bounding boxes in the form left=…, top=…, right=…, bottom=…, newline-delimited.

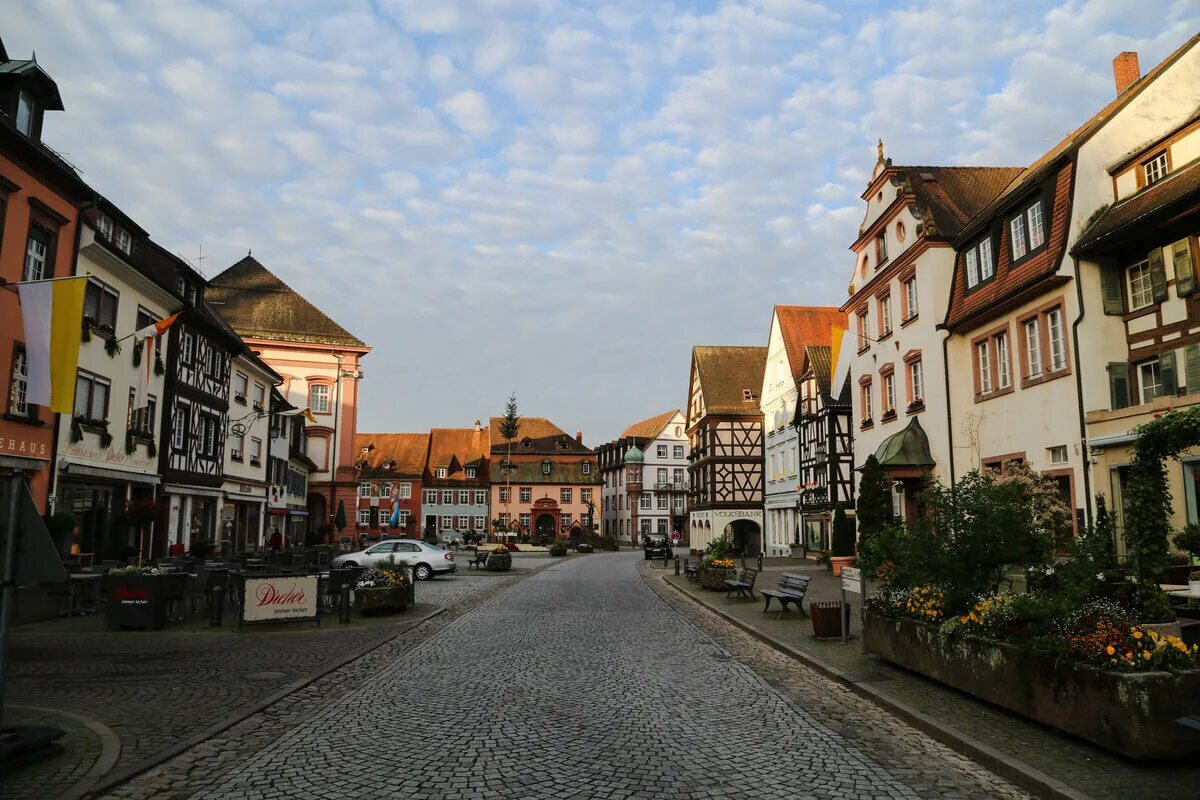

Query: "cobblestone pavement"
left=106, top=552, right=1026, bottom=800
left=0, top=571, right=512, bottom=800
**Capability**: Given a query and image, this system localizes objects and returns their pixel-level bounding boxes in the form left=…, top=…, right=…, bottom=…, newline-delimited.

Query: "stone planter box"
left=697, top=566, right=736, bottom=591
left=486, top=552, right=512, bottom=572
left=863, top=612, right=1200, bottom=759
left=355, top=583, right=414, bottom=614
left=105, top=573, right=168, bottom=630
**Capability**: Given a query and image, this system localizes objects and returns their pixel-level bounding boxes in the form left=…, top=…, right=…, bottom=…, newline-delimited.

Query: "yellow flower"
left=1142, top=651, right=1152, bottom=661
left=1125, top=652, right=1133, bottom=660
left=1105, top=645, right=1115, bottom=656
left=1132, top=631, right=1143, bottom=640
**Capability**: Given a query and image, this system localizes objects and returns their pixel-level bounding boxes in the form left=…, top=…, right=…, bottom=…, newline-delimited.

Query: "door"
left=535, top=514, right=556, bottom=542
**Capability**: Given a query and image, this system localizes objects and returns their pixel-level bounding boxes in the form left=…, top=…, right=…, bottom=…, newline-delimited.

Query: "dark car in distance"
left=642, top=534, right=671, bottom=560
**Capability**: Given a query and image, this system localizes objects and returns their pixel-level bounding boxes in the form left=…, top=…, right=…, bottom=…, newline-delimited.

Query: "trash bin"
left=810, top=600, right=843, bottom=638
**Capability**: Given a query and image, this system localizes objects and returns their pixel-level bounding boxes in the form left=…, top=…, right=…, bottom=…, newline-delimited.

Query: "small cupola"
left=623, top=444, right=645, bottom=466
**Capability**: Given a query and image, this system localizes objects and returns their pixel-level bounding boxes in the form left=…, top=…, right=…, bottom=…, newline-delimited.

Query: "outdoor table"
left=68, top=573, right=103, bottom=615
left=1169, top=588, right=1200, bottom=609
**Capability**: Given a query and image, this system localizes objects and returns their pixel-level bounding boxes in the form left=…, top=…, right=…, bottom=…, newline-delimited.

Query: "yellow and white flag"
left=280, top=407, right=318, bottom=424
left=17, top=277, right=88, bottom=413
left=829, top=324, right=856, bottom=395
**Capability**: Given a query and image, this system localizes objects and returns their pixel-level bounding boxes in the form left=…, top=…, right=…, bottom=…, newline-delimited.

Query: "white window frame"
left=1145, top=152, right=1168, bottom=186
left=1139, top=359, right=1162, bottom=404
left=358, top=482, right=371, bottom=498
left=380, top=483, right=392, bottom=498
left=880, top=294, right=892, bottom=336
left=23, top=228, right=49, bottom=282
left=519, top=513, right=531, bottom=529
left=909, top=360, right=923, bottom=403
left=1047, top=308, right=1066, bottom=372
left=884, top=373, right=896, bottom=413
left=9, top=349, right=28, bottom=416
left=357, top=509, right=371, bottom=525
left=441, top=490, right=453, bottom=504
left=1010, top=214, right=1028, bottom=261
left=1127, top=260, right=1153, bottom=311
left=1025, top=319, right=1043, bottom=378
left=904, top=277, right=918, bottom=319
left=474, top=515, right=486, bottom=530
left=582, top=462, right=591, bottom=475
left=978, top=341, right=993, bottom=393
left=640, top=494, right=651, bottom=510
left=672, top=445, right=685, bottom=459
left=399, top=482, right=411, bottom=499
left=560, top=488, right=572, bottom=503
left=861, top=381, right=873, bottom=420
left=308, top=383, right=330, bottom=413
left=435, top=467, right=447, bottom=479
left=657, top=494, right=668, bottom=510
left=1026, top=200, right=1045, bottom=250
left=979, top=237, right=994, bottom=281
left=657, top=445, right=667, bottom=458
left=440, top=515, right=453, bottom=530
left=996, top=332, right=1011, bottom=389
left=581, top=488, right=592, bottom=503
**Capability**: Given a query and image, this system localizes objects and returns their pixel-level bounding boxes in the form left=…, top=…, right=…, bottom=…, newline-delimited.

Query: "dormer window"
left=542, top=460, right=551, bottom=475
left=15, top=90, right=33, bottom=136
left=1009, top=200, right=1045, bottom=262
left=522, top=438, right=532, bottom=449
left=1144, top=151, right=1168, bottom=186
left=741, top=389, right=754, bottom=401
left=177, top=276, right=186, bottom=296
left=466, top=467, right=476, bottom=478
left=435, top=467, right=447, bottom=479
left=115, top=228, right=132, bottom=255
left=965, top=236, right=994, bottom=289
left=97, top=214, right=114, bottom=240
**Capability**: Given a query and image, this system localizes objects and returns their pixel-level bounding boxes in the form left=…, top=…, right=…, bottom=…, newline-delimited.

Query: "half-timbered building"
left=155, top=245, right=242, bottom=553
left=685, top=346, right=767, bottom=555
left=596, top=410, right=688, bottom=545
left=795, top=346, right=854, bottom=553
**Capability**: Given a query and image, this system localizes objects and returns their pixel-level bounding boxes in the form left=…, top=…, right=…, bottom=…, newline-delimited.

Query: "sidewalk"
left=655, top=558, right=1200, bottom=800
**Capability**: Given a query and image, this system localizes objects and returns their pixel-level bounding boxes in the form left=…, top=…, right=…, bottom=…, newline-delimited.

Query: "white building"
left=220, top=347, right=280, bottom=551
left=760, top=306, right=845, bottom=557
left=597, top=410, right=688, bottom=544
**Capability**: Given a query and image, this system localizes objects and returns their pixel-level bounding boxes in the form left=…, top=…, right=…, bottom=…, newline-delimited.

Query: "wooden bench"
left=683, top=560, right=698, bottom=580
left=467, top=550, right=490, bottom=569
left=759, top=573, right=811, bottom=618
left=724, top=568, right=759, bottom=601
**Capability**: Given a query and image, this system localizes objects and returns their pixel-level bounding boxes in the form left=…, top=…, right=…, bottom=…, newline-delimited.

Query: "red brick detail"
left=1113, top=52, right=1140, bottom=95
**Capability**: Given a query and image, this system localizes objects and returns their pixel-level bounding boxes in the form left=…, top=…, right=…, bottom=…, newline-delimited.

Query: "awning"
left=1087, top=432, right=1138, bottom=450
left=162, top=483, right=223, bottom=498
left=289, top=509, right=308, bottom=516
left=0, top=454, right=49, bottom=470
left=62, top=462, right=160, bottom=486
left=872, top=417, right=935, bottom=472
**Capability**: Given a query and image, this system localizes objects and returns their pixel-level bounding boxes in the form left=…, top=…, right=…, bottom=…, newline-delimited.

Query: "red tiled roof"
left=774, top=306, right=846, bottom=381
left=1074, top=157, right=1200, bottom=254
left=621, top=410, right=679, bottom=440
left=693, top=346, right=768, bottom=416
left=488, top=416, right=593, bottom=455
left=425, top=427, right=490, bottom=482
left=355, top=433, right=429, bottom=478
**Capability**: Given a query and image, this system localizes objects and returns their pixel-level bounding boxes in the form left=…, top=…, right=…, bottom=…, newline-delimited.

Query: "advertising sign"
left=841, top=566, right=862, bottom=594
left=241, top=575, right=319, bottom=625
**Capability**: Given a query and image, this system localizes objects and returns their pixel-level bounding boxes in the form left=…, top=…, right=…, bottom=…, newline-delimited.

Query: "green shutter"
left=1161, top=349, right=1178, bottom=395
left=1148, top=246, right=1168, bottom=302
left=1100, top=264, right=1124, bottom=314
left=1108, top=363, right=1130, bottom=410
left=1173, top=238, right=1195, bottom=297
left=1187, top=344, right=1200, bottom=396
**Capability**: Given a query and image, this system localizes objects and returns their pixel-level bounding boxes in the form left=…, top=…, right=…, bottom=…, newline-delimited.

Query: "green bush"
left=830, top=507, right=855, bottom=557
left=856, top=455, right=893, bottom=549
left=1174, top=523, right=1200, bottom=562
left=548, top=541, right=568, bottom=557
left=703, top=534, right=731, bottom=563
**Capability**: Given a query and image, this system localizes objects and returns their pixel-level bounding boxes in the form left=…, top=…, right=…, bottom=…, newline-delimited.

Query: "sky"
left=6, top=1, right=1199, bottom=444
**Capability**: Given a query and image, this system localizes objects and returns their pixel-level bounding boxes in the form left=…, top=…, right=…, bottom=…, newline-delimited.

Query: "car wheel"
left=414, top=563, right=433, bottom=581
left=340, top=561, right=357, bottom=569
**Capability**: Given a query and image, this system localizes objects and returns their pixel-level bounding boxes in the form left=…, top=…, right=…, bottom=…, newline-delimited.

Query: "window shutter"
left=1148, top=246, right=1168, bottom=302
left=1187, top=345, right=1200, bottom=396
left=1161, top=349, right=1178, bottom=395
left=1173, top=238, right=1195, bottom=297
left=1099, top=264, right=1124, bottom=314
left=1108, top=363, right=1131, bottom=410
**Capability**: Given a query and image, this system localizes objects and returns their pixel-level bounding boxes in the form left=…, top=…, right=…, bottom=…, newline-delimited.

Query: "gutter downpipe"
left=1071, top=254, right=1094, bottom=528
left=939, top=326, right=956, bottom=486
left=330, top=353, right=342, bottom=548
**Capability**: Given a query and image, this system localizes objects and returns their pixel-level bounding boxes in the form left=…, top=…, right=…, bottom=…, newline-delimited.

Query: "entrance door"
left=535, top=514, right=556, bottom=543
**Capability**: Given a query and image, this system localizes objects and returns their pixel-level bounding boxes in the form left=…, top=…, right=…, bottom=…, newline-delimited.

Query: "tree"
left=499, top=393, right=521, bottom=538
left=856, top=455, right=892, bottom=544
left=831, top=506, right=855, bottom=557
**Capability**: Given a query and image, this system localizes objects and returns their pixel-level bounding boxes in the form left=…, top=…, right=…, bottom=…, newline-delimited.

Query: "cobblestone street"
left=100, top=552, right=1025, bottom=800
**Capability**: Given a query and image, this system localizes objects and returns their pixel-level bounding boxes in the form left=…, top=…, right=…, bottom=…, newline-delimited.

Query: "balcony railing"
left=653, top=481, right=688, bottom=491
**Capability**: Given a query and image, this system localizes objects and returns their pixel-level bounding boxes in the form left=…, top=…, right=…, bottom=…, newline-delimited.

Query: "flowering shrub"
left=959, top=593, right=1021, bottom=639
left=1098, top=627, right=1197, bottom=671
left=107, top=565, right=161, bottom=575
left=492, top=545, right=509, bottom=554
left=356, top=568, right=408, bottom=589
left=868, top=585, right=944, bottom=622
left=706, top=558, right=735, bottom=569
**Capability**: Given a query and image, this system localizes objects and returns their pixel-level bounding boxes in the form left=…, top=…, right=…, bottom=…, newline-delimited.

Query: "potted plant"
left=829, top=507, right=856, bottom=577
left=548, top=541, right=568, bottom=557
left=696, top=535, right=737, bottom=590
left=354, top=563, right=413, bottom=614
left=486, top=545, right=512, bottom=572
left=1190, top=571, right=1200, bottom=594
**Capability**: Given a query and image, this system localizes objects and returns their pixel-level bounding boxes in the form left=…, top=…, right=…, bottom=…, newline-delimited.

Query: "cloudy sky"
left=7, top=1, right=1198, bottom=443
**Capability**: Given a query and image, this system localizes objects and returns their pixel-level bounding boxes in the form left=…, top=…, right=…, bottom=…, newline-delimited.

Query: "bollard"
left=209, top=585, right=223, bottom=628
left=741, top=552, right=747, bottom=569
left=674, top=555, right=680, bottom=576
left=339, top=584, right=351, bottom=624
left=757, top=553, right=763, bottom=571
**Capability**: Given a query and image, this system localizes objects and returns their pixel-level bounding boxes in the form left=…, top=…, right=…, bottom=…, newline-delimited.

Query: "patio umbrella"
left=334, top=499, right=347, bottom=531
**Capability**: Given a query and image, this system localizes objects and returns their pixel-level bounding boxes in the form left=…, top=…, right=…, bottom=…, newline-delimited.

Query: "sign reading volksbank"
left=240, top=575, right=319, bottom=627
left=709, top=509, right=763, bottom=520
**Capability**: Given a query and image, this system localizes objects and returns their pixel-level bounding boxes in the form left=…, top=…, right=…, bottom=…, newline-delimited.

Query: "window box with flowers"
left=906, top=400, right=925, bottom=414
left=233, top=393, right=247, bottom=406
left=880, top=407, right=898, bottom=422
left=124, top=428, right=157, bottom=457
left=860, top=417, right=874, bottom=430
left=131, top=341, right=166, bottom=376
left=71, top=415, right=113, bottom=448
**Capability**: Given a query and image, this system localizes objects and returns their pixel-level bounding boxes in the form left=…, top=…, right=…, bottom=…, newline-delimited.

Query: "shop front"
left=222, top=481, right=267, bottom=553
left=55, top=461, right=161, bottom=561
left=163, top=485, right=222, bottom=555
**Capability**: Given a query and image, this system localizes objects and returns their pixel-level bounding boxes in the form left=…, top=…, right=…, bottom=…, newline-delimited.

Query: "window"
left=309, top=384, right=330, bottom=413
left=358, top=510, right=371, bottom=525
left=561, top=488, right=572, bottom=503
left=856, top=309, right=869, bottom=349
left=23, top=227, right=50, bottom=282
left=15, top=90, right=33, bottom=136
left=657, top=467, right=667, bottom=484
left=181, top=332, right=194, bottom=364
left=877, top=232, right=888, bottom=265
left=520, top=487, right=532, bottom=502
left=457, top=515, right=470, bottom=529
left=253, top=383, right=265, bottom=409
left=115, top=228, right=132, bottom=255
left=542, top=461, right=551, bottom=475
left=996, top=332, right=1011, bottom=389
left=965, top=237, right=993, bottom=289
left=1049, top=445, right=1068, bottom=464
left=399, top=482, right=411, bottom=499
left=202, top=416, right=218, bottom=456
left=903, top=277, right=918, bottom=320
left=234, top=372, right=248, bottom=400
left=519, top=513, right=531, bottom=529
left=423, top=489, right=437, bottom=504
left=582, top=462, right=591, bottom=475
left=135, top=309, right=164, bottom=359
left=1144, top=152, right=1168, bottom=186
left=435, top=467, right=447, bottom=479
left=380, top=483, right=392, bottom=498
left=657, top=494, right=668, bottom=510
left=641, top=519, right=652, bottom=534
left=1139, top=359, right=1163, bottom=404
left=861, top=380, right=873, bottom=421
left=1026, top=200, right=1045, bottom=250
left=440, top=515, right=453, bottom=530
left=1010, top=214, right=1028, bottom=260
left=673, top=445, right=684, bottom=459
left=581, top=488, right=592, bottom=503
left=126, top=388, right=157, bottom=434
left=977, top=341, right=992, bottom=393
left=172, top=403, right=186, bottom=449
left=74, top=372, right=109, bottom=420
left=441, top=490, right=453, bottom=504
left=474, top=490, right=486, bottom=504
left=657, top=445, right=667, bottom=458
left=82, top=279, right=119, bottom=329
left=398, top=510, right=410, bottom=526
left=1047, top=308, right=1066, bottom=371
left=474, top=515, right=486, bottom=530
left=358, top=482, right=371, bottom=498
left=1024, top=319, right=1042, bottom=378
left=499, top=487, right=510, bottom=502
left=909, top=360, right=924, bottom=404
left=640, top=495, right=651, bottom=510
left=561, top=513, right=572, bottom=528
left=97, top=214, right=113, bottom=240
left=1128, top=260, right=1153, bottom=310
left=458, top=490, right=469, bottom=504
left=8, top=348, right=28, bottom=416
left=465, top=467, right=476, bottom=478
left=883, top=372, right=896, bottom=414
left=879, top=294, right=892, bottom=337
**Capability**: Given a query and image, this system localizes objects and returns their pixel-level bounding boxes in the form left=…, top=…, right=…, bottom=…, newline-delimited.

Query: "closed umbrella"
left=334, top=500, right=347, bottom=531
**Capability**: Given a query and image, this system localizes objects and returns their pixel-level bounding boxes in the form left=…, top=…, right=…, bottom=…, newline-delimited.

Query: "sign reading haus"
left=241, top=575, right=319, bottom=624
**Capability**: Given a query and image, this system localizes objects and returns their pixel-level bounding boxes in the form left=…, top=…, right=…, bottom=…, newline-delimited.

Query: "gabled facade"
left=420, top=423, right=490, bottom=543
left=353, top=432, right=428, bottom=542
left=760, top=306, right=845, bottom=556
left=1, top=36, right=89, bottom=523
left=686, top=346, right=767, bottom=554
left=207, top=255, right=370, bottom=547
left=795, top=346, right=854, bottom=552
left=844, top=145, right=1020, bottom=520
left=596, top=409, right=688, bottom=545
left=267, top=387, right=315, bottom=547
left=221, top=346, right=281, bottom=552
left=489, top=416, right=599, bottom=541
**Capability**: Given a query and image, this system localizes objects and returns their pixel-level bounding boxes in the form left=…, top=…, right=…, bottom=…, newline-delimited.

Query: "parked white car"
left=332, top=539, right=457, bottom=580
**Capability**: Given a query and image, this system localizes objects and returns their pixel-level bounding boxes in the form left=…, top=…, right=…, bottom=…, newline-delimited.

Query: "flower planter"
left=355, top=583, right=414, bottom=614
left=105, top=573, right=168, bottom=630
left=697, top=566, right=736, bottom=591
left=485, top=552, right=512, bottom=572
left=863, top=612, right=1200, bottom=759
left=829, top=556, right=854, bottom=577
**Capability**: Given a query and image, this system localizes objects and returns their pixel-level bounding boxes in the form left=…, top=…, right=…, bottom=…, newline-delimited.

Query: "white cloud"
left=438, top=89, right=497, bottom=137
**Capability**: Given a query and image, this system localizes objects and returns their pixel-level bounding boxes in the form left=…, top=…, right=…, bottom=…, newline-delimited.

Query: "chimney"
left=576, top=430, right=583, bottom=444
left=474, top=419, right=481, bottom=432
left=1113, top=51, right=1140, bottom=95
